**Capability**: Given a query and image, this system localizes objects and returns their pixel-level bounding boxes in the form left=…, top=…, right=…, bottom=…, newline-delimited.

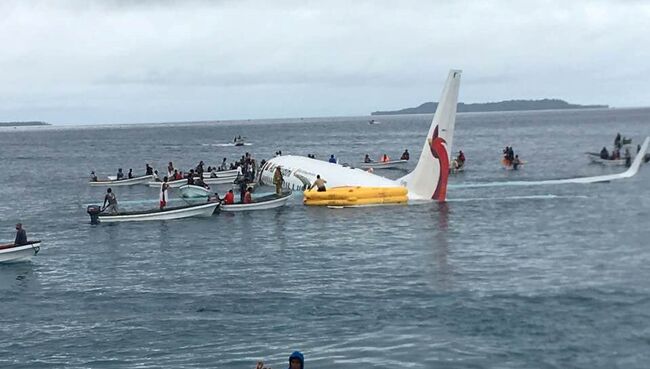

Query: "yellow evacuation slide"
left=303, top=186, right=408, bottom=206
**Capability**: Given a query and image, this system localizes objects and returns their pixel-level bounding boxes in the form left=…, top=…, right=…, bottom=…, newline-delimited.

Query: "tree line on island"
left=371, top=99, right=608, bottom=115
left=0, top=121, right=50, bottom=127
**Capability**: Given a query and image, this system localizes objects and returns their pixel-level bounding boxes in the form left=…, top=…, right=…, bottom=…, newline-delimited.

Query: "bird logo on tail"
left=429, top=126, right=449, bottom=201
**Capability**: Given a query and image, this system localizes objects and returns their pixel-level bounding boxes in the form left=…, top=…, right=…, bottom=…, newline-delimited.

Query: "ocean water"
left=1, top=108, right=650, bottom=368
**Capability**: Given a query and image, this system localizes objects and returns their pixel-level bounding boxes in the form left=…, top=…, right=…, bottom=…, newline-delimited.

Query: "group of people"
left=451, top=150, right=466, bottom=172
left=502, top=146, right=522, bottom=170
left=362, top=149, right=409, bottom=163
left=600, top=133, right=634, bottom=166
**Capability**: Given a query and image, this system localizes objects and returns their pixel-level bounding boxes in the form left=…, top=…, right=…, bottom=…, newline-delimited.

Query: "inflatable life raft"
left=303, top=186, right=408, bottom=206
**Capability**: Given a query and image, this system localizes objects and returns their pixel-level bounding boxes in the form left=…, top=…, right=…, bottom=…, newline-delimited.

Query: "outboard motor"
left=87, top=205, right=101, bottom=225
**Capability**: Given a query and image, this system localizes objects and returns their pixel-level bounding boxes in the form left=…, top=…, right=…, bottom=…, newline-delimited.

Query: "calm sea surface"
left=1, top=108, right=650, bottom=368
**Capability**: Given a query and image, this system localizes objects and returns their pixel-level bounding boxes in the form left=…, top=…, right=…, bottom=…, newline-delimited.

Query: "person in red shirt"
left=223, top=189, right=235, bottom=204
left=243, top=187, right=253, bottom=204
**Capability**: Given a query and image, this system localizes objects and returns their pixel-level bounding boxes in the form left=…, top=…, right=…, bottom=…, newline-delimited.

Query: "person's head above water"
left=288, top=351, right=304, bottom=369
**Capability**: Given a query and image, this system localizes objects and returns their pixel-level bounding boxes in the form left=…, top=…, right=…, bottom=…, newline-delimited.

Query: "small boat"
left=89, top=175, right=153, bottom=187
left=359, top=160, right=408, bottom=170
left=87, top=202, right=219, bottom=223
left=368, top=119, right=381, bottom=125
left=147, top=178, right=187, bottom=188
left=234, top=137, right=246, bottom=146
left=586, top=153, right=629, bottom=166
left=220, top=192, right=292, bottom=212
left=179, top=184, right=211, bottom=198
left=203, top=176, right=236, bottom=185
left=202, top=169, right=239, bottom=178
left=0, top=241, right=41, bottom=263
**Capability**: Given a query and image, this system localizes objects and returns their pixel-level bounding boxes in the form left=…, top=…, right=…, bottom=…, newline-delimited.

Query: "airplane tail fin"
left=400, top=70, right=462, bottom=201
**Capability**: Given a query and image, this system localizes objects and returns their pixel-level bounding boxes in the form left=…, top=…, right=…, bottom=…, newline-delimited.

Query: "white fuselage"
left=259, top=155, right=406, bottom=192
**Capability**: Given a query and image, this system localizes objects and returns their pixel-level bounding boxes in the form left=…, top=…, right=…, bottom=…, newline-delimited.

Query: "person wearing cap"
left=288, top=351, right=304, bottom=369
left=14, top=223, right=27, bottom=246
left=254, top=351, right=304, bottom=369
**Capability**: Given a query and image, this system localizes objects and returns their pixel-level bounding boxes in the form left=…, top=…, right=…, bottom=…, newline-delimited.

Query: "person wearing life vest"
left=380, top=154, right=390, bottom=163
left=223, top=189, right=235, bottom=204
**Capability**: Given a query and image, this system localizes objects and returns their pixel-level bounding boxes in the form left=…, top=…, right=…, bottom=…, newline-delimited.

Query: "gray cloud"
left=1, top=0, right=649, bottom=124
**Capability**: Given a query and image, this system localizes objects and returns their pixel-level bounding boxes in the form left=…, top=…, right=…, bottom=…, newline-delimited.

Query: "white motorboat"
left=87, top=202, right=219, bottom=223
left=220, top=192, right=292, bottom=212
left=203, top=169, right=239, bottom=178
left=586, top=153, right=629, bottom=166
left=203, top=176, right=236, bottom=185
left=179, top=184, right=211, bottom=198
left=149, top=176, right=235, bottom=188
left=358, top=160, right=408, bottom=170
left=89, top=175, right=153, bottom=187
left=147, top=178, right=187, bottom=188
left=0, top=241, right=41, bottom=263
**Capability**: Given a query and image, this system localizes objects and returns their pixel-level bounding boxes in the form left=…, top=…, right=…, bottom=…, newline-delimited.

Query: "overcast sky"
left=1, top=0, right=649, bottom=124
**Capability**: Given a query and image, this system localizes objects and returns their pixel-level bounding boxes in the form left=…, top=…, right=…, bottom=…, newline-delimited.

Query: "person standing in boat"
left=146, top=164, right=154, bottom=176
left=128, top=169, right=134, bottom=179
left=116, top=168, right=124, bottom=180
left=615, top=133, right=622, bottom=149
left=273, top=167, right=284, bottom=195
left=400, top=149, right=410, bottom=160
left=167, top=162, right=175, bottom=177
left=244, top=187, right=253, bottom=204
left=160, top=177, right=170, bottom=210
left=512, top=155, right=521, bottom=170
left=457, top=150, right=466, bottom=168
left=625, top=148, right=632, bottom=167
left=223, top=189, right=235, bottom=204
left=14, top=223, right=27, bottom=246
left=310, top=175, right=327, bottom=192
left=102, top=188, right=118, bottom=214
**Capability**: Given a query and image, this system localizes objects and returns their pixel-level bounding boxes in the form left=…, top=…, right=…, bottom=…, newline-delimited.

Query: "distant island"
left=0, top=121, right=50, bottom=127
left=371, top=99, right=609, bottom=115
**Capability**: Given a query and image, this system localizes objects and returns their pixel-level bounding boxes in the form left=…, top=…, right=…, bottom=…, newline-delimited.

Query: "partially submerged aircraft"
left=258, top=69, right=649, bottom=205
left=259, top=69, right=463, bottom=204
